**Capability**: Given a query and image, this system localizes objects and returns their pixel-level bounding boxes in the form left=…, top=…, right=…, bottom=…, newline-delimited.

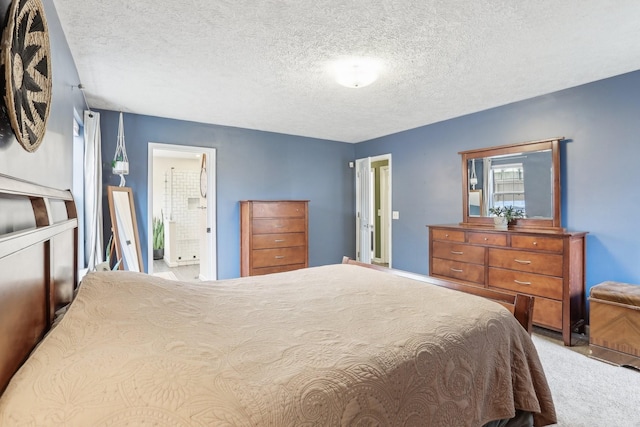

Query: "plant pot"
left=113, top=161, right=129, bottom=175
left=493, top=217, right=508, bottom=230
left=153, top=248, right=164, bottom=260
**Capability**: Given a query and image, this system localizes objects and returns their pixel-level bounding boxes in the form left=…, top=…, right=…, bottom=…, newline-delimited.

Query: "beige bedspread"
left=0, top=264, right=556, bottom=426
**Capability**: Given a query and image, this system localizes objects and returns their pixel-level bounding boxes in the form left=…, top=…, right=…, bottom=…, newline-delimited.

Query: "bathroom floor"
left=152, top=260, right=201, bottom=282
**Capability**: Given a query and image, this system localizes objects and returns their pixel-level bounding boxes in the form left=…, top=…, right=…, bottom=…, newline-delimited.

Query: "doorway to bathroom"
left=147, top=143, right=217, bottom=281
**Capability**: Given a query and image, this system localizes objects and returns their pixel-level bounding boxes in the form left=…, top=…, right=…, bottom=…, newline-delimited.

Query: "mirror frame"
left=460, top=137, right=563, bottom=229
left=107, top=186, right=143, bottom=271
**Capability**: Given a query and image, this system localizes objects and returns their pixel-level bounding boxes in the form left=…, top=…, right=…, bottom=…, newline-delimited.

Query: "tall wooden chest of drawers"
left=240, top=200, right=309, bottom=276
left=428, top=224, right=587, bottom=345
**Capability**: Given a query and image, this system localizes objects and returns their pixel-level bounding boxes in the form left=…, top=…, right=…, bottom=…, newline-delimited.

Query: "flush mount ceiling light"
left=331, top=58, right=382, bottom=89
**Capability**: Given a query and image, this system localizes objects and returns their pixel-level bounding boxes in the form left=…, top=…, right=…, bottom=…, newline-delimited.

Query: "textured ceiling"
left=53, top=1, right=640, bottom=143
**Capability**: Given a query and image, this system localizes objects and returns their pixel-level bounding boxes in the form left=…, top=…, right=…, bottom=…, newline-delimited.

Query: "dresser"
left=428, top=224, right=587, bottom=345
left=240, top=200, right=308, bottom=276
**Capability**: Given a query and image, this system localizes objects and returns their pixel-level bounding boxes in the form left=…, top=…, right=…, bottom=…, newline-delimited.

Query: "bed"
left=0, top=174, right=556, bottom=426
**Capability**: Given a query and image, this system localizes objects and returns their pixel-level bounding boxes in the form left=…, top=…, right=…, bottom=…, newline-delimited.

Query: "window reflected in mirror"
left=467, top=150, right=552, bottom=219
left=490, top=162, right=525, bottom=212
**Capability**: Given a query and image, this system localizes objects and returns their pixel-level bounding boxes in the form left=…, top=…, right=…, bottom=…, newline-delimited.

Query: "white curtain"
left=84, top=111, right=104, bottom=270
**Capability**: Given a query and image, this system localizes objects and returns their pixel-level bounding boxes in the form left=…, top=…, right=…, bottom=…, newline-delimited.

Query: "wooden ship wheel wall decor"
left=1, top=0, right=52, bottom=152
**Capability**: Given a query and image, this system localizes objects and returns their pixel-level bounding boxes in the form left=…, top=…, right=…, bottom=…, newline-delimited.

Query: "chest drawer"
left=431, top=229, right=465, bottom=242
left=252, top=232, right=306, bottom=249
left=488, top=268, right=563, bottom=300
left=488, top=248, right=563, bottom=276
left=251, top=264, right=306, bottom=276
left=251, top=202, right=306, bottom=218
left=432, top=258, right=485, bottom=285
left=468, top=232, right=507, bottom=246
left=511, top=235, right=563, bottom=253
left=252, top=218, right=306, bottom=234
left=252, top=247, right=306, bottom=268
left=432, top=241, right=485, bottom=264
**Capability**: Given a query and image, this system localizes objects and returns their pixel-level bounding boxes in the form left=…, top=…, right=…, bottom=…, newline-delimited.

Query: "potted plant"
left=488, top=206, right=525, bottom=229
left=153, top=216, right=164, bottom=260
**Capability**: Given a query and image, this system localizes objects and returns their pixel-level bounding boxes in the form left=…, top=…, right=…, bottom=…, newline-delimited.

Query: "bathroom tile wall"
left=165, top=169, right=202, bottom=265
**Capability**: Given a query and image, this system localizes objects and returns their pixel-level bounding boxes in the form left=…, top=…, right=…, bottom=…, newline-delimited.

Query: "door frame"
left=147, top=142, right=217, bottom=279
left=355, top=153, right=392, bottom=267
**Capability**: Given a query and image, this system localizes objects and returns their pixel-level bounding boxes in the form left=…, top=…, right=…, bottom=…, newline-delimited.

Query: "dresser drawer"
left=488, top=248, right=563, bottom=276
left=432, top=241, right=485, bottom=264
left=252, top=233, right=306, bottom=249
left=252, top=247, right=306, bottom=268
left=468, top=232, right=507, bottom=246
left=488, top=268, right=562, bottom=300
left=532, top=297, right=562, bottom=330
left=511, top=235, right=563, bottom=253
left=251, top=202, right=306, bottom=218
left=431, top=229, right=465, bottom=242
left=252, top=218, right=306, bottom=234
left=432, top=258, right=485, bottom=285
left=251, top=264, right=306, bottom=276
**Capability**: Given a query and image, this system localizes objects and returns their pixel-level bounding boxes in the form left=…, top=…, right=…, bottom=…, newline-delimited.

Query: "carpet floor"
left=532, top=330, right=640, bottom=426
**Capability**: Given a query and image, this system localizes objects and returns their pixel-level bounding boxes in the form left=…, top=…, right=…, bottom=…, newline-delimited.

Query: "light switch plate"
left=392, top=211, right=399, bottom=219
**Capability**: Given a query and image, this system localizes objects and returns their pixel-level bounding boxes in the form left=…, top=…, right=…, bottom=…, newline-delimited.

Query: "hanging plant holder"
left=112, top=112, right=129, bottom=185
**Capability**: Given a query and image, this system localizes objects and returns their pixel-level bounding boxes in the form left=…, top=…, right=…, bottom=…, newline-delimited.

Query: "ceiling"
left=53, top=1, right=640, bottom=143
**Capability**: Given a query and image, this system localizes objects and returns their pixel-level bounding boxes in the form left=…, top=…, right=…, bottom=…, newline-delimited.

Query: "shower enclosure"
left=162, top=167, right=202, bottom=267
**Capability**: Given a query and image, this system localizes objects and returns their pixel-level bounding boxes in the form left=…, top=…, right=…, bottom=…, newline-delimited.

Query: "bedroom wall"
left=98, top=111, right=356, bottom=279
left=0, top=0, right=86, bottom=189
left=355, top=69, right=640, bottom=299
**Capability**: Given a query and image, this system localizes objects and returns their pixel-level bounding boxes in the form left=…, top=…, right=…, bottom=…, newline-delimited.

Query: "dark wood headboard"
left=0, top=173, right=78, bottom=394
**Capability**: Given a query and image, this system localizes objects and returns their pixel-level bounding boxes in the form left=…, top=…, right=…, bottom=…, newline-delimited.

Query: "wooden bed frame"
left=342, top=257, right=534, bottom=333
left=0, top=174, right=78, bottom=394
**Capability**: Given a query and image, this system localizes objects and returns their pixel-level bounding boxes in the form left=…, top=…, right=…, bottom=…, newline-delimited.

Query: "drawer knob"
left=275, top=255, right=285, bottom=259
left=445, top=234, right=449, bottom=237
left=532, top=241, right=537, bottom=246
left=274, top=239, right=285, bottom=243
left=450, top=251, right=464, bottom=255
left=514, top=280, right=532, bottom=285
left=514, top=259, right=532, bottom=265
left=484, top=237, right=488, bottom=241
left=274, top=225, right=284, bottom=228
left=450, top=268, right=463, bottom=273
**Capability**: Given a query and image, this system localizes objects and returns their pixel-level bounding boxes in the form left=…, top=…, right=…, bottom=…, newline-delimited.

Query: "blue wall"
left=99, top=112, right=356, bottom=279
left=356, top=70, right=640, bottom=298
left=100, top=69, right=640, bottom=297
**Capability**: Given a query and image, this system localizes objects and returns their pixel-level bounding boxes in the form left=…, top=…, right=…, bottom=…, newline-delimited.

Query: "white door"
left=380, top=165, right=390, bottom=263
left=200, top=148, right=218, bottom=280
left=355, top=157, right=372, bottom=263
left=199, top=204, right=208, bottom=279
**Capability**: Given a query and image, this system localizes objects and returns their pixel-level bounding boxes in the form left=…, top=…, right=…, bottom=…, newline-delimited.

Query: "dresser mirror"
left=460, top=138, right=562, bottom=229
